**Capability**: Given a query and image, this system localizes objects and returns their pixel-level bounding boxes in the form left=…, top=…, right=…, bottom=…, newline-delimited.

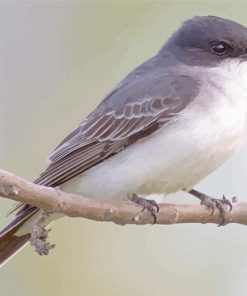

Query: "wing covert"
left=35, top=73, right=199, bottom=186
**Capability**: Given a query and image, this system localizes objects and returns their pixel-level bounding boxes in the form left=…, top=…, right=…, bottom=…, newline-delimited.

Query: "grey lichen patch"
left=133, top=214, right=140, bottom=222
left=57, top=201, right=68, bottom=211
left=103, top=207, right=114, bottom=220
left=30, top=210, right=55, bottom=256
left=1, top=183, right=20, bottom=196
left=168, top=208, right=179, bottom=224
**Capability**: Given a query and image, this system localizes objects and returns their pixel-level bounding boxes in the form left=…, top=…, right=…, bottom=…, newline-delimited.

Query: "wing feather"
left=34, top=74, right=199, bottom=187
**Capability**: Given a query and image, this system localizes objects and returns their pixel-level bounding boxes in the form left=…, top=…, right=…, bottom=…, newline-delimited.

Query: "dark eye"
left=211, top=42, right=231, bottom=55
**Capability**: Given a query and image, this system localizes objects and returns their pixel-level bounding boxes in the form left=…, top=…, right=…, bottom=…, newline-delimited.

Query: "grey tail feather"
left=0, top=208, right=38, bottom=267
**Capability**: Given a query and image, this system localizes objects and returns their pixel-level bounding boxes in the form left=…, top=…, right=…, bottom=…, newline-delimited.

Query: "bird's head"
left=161, top=16, right=247, bottom=67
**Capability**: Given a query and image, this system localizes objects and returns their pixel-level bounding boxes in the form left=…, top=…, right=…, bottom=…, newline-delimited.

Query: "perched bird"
left=1, top=15, right=247, bottom=266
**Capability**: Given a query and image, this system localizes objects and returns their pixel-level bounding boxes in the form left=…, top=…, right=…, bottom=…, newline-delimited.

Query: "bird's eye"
left=211, top=42, right=231, bottom=55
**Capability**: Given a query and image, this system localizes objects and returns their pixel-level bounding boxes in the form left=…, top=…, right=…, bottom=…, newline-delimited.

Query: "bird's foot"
left=188, top=189, right=233, bottom=226
left=200, top=194, right=232, bottom=226
left=129, top=194, right=159, bottom=224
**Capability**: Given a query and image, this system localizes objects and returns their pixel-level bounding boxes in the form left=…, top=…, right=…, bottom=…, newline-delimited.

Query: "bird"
left=1, top=15, right=247, bottom=266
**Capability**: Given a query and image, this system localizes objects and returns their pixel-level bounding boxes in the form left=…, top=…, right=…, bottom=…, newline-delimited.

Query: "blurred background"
left=1, top=1, right=247, bottom=295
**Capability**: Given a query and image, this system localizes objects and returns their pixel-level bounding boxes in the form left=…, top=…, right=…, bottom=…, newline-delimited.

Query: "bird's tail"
left=0, top=207, right=38, bottom=267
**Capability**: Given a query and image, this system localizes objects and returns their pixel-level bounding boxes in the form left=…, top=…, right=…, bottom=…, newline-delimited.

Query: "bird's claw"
left=130, top=194, right=159, bottom=224
left=200, top=194, right=232, bottom=226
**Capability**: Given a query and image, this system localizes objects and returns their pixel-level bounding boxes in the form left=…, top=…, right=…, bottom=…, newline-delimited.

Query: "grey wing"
left=34, top=74, right=200, bottom=187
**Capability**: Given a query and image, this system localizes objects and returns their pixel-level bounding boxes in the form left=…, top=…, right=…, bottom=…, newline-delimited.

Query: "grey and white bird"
left=1, top=15, right=247, bottom=266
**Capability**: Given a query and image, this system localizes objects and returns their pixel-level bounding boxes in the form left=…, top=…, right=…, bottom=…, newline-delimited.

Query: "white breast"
left=61, top=60, right=247, bottom=200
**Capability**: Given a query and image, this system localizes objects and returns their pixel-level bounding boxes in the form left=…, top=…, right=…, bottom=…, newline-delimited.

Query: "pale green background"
left=1, top=1, right=247, bottom=295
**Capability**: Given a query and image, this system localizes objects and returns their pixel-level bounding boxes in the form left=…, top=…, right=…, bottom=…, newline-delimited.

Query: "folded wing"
left=35, top=74, right=199, bottom=187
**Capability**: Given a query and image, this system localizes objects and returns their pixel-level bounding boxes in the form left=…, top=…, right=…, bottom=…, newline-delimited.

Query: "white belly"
left=61, top=119, right=246, bottom=200
left=61, top=62, right=247, bottom=200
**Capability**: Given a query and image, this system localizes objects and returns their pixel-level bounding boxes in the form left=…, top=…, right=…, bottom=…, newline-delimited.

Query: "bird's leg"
left=187, top=189, right=233, bottom=226
left=129, top=194, right=159, bottom=224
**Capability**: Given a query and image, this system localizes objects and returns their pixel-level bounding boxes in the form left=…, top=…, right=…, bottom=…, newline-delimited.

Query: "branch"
left=0, top=169, right=246, bottom=226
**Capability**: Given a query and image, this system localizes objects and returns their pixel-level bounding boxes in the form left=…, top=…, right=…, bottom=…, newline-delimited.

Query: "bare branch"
left=0, top=169, right=246, bottom=226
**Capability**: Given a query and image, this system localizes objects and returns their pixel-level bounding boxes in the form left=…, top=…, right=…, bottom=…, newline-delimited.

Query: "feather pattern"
left=34, top=73, right=198, bottom=187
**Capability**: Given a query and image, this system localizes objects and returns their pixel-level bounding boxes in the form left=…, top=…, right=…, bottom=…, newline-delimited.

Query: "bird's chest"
left=196, top=68, right=247, bottom=151
left=139, top=71, right=247, bottom=194
left=164, top=72, right=247, bottom=191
